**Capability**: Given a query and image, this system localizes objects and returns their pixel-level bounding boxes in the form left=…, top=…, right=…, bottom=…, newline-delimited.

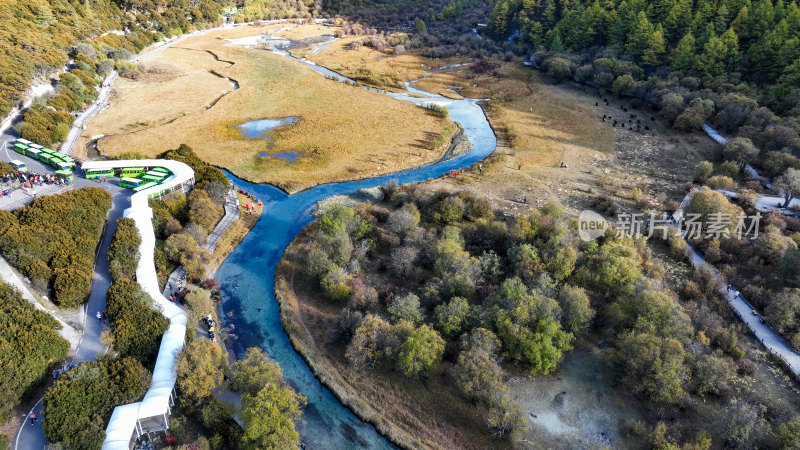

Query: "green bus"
left=54, top=170, right=73, bottom=182
left=142, top=174, right=165, bottom=184
left=40, top=147, right=55, bottom=155
left=133, top=181, right=157, bottom=192
left=55, top=161, right=73, bottom=173
left=120, top=167, right=145, bottom=178
left=119, top=177, right=144, bottom=189
left=51, top=157, right=75, bottom=170
left=150, top=167, right=170, bottom=175
left=12, top=144, right=42, bottom=160
left=38, top=154, right=54, bottom=166
left=24, top=147, right=42, bottom=159
left=53, top=153, right=73, bottom=163
left=85, top=168, right=115, bottom=179
left=10, top=160, right=27, bottom=172
left=15, top=138, right=32, bottom=146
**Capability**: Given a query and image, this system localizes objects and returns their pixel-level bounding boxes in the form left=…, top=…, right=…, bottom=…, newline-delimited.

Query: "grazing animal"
left=645, top=125, right=650, bottom=130
left=651, top=116, right=655, bottom=121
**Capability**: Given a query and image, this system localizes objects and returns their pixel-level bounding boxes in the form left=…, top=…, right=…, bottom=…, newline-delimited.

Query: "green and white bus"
left=85, top=168, right=115, bottom=179
left=54, top=169, right=73, bottom=182
left=38, top=154, right=55, bottom=166
left=150, top=167, right=170, bottom=175
left=142, top=175, right=164, bottom=184
left=15, top=138, right=32, bottom=146
left=52, top=153, right=73, bottom=163
left=119, top=177, right=144, bottom=189
left=133, top=181, right=157, bottom=192
left=120, top=167, right=145, bottom=178
left=55, top=161, right=73, bottom=173
left=51, top=156, right=74, bottom=170
left=12, top=143, right=28, bottom=155
left=10, top=160, right=27, bottom=172
left=24, top=147, right=42, bottom=159
left=142, top=171, right=167, bottom=182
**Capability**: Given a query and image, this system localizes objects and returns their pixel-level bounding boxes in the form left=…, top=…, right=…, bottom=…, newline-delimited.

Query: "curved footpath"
left=674, top=187, right=800, bottom=376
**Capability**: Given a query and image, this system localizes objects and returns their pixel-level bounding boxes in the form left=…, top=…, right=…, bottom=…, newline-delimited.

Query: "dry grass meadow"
left=78, top=25, right=451, bottom=193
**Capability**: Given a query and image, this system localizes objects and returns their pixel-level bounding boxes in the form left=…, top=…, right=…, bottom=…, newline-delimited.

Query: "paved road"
left=14, top=183, right=129, bottom=450
left=686, top=246, right=800, bottom=374
left=75, top=189, right=131, bottom=362
left=673, top=188, right=800, bottom=377
left=1, top=137, right=130, bottom=450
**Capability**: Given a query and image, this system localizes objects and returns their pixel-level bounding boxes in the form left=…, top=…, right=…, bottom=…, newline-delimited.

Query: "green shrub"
left=106, top=279, right=169, bottom=367
left=42, top=357, right=151, bottom=449
left=0, top=280, right=69, bottom=420
left=108, top=218, right=141, bottom=282
left=0, top=188, right=111, bottom=307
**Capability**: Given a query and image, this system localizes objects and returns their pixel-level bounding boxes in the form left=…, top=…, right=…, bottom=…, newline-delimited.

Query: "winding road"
left=674, top=187, right=800, bottom=376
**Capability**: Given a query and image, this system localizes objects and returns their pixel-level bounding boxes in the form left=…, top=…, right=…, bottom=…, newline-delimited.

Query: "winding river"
left=216, top=36, right=496, bottom=449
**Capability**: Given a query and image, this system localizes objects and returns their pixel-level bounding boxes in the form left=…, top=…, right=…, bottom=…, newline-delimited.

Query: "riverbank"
left=205, top=190, right=262, bottom=276
left=275, top=237, right=503, bottom=450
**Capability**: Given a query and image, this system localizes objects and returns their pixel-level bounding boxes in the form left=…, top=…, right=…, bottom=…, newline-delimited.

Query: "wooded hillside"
left=0, top=0, right=226, bottom=120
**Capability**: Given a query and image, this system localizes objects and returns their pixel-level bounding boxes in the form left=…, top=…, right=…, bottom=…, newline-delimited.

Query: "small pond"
left=239, top=116, right=300, bottom=139
left=257, top=150, right=301, bottom=163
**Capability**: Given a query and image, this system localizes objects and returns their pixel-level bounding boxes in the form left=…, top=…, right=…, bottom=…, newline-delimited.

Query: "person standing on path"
left=29, top=413, right=37, bottom=426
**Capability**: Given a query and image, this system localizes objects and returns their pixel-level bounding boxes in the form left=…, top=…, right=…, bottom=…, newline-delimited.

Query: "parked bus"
left=142, top=175, right=165, bottom=184
left=52, top=153, right=73, bottom=163
left=12, top=143, right=28, bottom=154
left=119, top=177, right=144, bottom=189
left=27, top=143, right=43, bottom=150
left=15, top=138, right=32, bottom=146
left=10, top=160, right=27, bottom=172
left=40, top=147, right=55, bottom=155
left=23, top=147, right=42, bottom=159
left=51, top=156, right=75, bottom=170
left=38, top=154, right=54, bottom=166
left=55, top=161, right=73, bottom=173
left=150, top=167, right=170, bottom=175
left=120, top=167, right=145, bottom=178
left=54, top=170, right=73, bottom=182
left=85, top=168, right=115, bottom=179
left=133, top=181, right=157, bottom=192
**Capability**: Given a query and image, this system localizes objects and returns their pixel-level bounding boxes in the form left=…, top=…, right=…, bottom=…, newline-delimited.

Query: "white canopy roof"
left=98, top=160, right=195, bottom=449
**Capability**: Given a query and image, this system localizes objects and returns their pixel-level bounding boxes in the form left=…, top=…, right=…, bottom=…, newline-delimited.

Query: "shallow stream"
left=216, top=36, right=496, bottom=449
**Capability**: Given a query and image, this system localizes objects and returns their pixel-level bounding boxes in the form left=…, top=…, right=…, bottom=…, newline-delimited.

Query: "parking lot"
left=0, top=139, right=130, bottom=210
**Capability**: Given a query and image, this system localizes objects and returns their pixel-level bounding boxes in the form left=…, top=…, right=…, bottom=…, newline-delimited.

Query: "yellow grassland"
left=77, top=25, right=451, bottom=193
